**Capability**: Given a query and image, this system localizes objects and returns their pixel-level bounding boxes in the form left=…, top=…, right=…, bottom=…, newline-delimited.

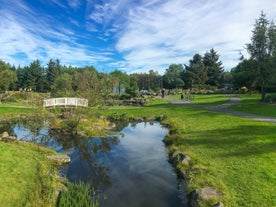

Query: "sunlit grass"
left=99, top=104, right=276, bottom=207
left=169, top=94, right=229, bottom=105
left=0, top=142, right=58, bottom=207
left=230, top=94, right=276, bottom=118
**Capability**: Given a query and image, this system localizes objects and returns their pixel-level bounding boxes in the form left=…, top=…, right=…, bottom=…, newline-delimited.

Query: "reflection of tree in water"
left=3, top=116, right=121, bottom=191
left=48, top=129, right=120, bottom=190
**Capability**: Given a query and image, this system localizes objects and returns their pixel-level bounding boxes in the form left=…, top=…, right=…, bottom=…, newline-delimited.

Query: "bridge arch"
left=43, top=97, right=88, bottom=108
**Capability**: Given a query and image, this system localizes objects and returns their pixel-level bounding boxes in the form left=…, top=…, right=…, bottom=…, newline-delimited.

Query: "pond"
left=11, top=121, right=187, bottom=207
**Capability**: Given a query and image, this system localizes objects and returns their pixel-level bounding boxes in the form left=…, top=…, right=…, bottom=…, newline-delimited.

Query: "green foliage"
left=133, top=70, right=162, bottom=92
left=203, top=48, right=224, bottom=87
left=57, top=182, right=98, bottom=207
left=231, top=59, right=257, bottom=90
left=162, top=64, right=185, bottom=89
left=0, top=60, right=18, bottom=92
left=246, top=11, right=276, bottom=101
left=184, top=54, right=208, bottom=89
left=265, top=94, right=276, bottom=102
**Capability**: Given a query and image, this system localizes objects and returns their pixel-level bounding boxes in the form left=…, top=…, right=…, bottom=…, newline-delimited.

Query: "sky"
left=0, top=0, right=276, bottom=74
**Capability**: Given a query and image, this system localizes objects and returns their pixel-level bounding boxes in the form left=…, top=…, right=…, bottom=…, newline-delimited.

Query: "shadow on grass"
left=186, top=125, right=276, bottom=157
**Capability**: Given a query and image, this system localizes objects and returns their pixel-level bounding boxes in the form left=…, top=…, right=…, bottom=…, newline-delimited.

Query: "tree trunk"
left=261, top=84, right=266, bottom=102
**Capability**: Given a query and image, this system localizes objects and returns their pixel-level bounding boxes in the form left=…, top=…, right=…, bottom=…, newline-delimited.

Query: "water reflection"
left=6, top=120, right=186, bottom=206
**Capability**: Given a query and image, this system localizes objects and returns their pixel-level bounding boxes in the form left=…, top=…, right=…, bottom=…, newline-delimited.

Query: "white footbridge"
left=43, top=97, right=88, bottom=108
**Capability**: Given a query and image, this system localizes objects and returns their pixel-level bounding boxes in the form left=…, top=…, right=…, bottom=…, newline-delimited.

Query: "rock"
left=170, top=151, right=191, bottom=166
left=133, top=117, right=144, bottom=122
left=189, top=187, right=223, bottom=207
left=213, top=201, right=224, bottom=207
left=145, top=116, right=156, bottom=122
left=47, top=155, right=71, bottom=164
left=1, top=132, right=17, bottom=142
left=2, top=131, right=9, bottom=138
left=7, top=136, right=16, bottom=140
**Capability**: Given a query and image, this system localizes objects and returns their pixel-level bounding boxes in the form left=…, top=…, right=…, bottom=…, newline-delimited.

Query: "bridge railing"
left=43, top=97, right=88, bottom=108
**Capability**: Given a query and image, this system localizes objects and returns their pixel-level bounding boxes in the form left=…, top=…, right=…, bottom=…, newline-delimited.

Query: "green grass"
left=0, top=142, right=58, bottom=207
left=230, top=94, right=276, bottom=118
left=1, top=98, right=275, bottom=207
left=57, top=182, right=98, bottom=207
left=99, top=102, right=276, bottom=207
left=0, top=104, right=36, bottom=116
left=169, top=94, right=230, bottom=105
left=192, top=94, right=230, bottom=105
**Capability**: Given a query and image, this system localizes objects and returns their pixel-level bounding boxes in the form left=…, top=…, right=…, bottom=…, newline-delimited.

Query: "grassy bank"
left=230, top=94, right=276, bottom=118
left=99, top=98, right=276, bottom=207
left=0, top=141, right=58, bottom=207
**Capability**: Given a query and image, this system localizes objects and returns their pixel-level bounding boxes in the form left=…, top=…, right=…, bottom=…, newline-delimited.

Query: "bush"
left=265, top=94, right=276, bottom=103
left=241, top=86, right=248, bottom=93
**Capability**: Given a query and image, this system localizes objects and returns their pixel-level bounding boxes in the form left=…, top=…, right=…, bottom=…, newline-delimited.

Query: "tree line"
left=0, top=12, right=275, bottom=103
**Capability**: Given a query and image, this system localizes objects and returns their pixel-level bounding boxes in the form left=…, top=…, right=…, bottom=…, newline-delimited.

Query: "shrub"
left=265, top=94, right=276, bottom=103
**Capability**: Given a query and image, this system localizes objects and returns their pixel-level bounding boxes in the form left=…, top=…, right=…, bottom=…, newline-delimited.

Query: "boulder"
left=2, top=131, right=9, bottom=138
left=170, top=151, right=191, bottom=166
left=189, top=187, right=223, bottom=207
left=213, top=201, right=224, bottom=207
left=47, top=155, right=71, bottom=164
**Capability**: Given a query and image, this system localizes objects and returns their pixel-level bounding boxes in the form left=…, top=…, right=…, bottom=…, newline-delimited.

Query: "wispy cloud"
left=116, top=0, right=276, bottom=73
left=0, top=0, right=112, bottom=67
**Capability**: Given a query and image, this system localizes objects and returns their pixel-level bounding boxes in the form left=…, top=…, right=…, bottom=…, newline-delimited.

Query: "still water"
left=12, top=121, right=186, bottom=207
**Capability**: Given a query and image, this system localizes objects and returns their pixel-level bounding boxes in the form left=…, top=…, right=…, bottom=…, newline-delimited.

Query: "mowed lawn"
left=230, top=94, right=276, bottom=118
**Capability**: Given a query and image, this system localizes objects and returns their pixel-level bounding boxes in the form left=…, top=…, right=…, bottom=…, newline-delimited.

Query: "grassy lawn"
left=0, top=104, right=36, bottom=116
left=1, top=97, right=275, bottom=207
left=99, top=101, right=276, bottom=207
left=169, top=94, right=230, bottom=105
left=0, top=142, right=58, bottom=207
left=230, top=94, right=276, bottom=118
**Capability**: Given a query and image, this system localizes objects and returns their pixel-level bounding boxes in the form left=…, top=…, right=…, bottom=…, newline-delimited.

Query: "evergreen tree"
left=203, top=48, right=224, bottom=87
left=184, top=54, right=208, bottom=90
left=246, top=11, right=276, bottom=101
left=45, top=59, right=61, bottom=91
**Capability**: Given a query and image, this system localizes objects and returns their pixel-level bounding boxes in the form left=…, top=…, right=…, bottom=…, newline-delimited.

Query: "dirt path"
left=165, top=95, right=276, bottom=124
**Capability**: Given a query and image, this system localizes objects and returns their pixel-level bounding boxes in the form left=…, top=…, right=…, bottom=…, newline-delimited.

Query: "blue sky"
left=0, top=0, right=276, bottom=74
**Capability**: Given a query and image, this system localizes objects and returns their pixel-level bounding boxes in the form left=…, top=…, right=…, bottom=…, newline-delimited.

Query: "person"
left=161, top=89, right=165, bottom=98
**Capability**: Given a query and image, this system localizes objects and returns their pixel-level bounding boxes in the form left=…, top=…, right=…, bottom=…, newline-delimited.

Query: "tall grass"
left=57, top=182, right=99, bottom=207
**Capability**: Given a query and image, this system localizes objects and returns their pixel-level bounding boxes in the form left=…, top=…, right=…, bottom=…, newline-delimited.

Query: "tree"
left=126, top=75, right=139, bottom=98
left=203, top=48, right=224, bottom=87
left=184, top=54, right=208, bottom=90
left=51, top=73, right=74, bottom=97
left=26, top=60, right=45, bottom=92
left=231, top=59, right=257, bottom=90
left=162, top=64, right=184, bottom=89
left=110, top=70, right=130, bottom=95
left=0, top=60, right=17, bottom=92
left=45, top=59, right=61, bottom=91
left=246, top=11, right=276, bottom=101
left=133, top=70, right=161, bottom=92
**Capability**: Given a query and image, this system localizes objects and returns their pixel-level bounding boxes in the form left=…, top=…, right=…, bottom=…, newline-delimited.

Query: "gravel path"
left=165, top=95, right=276, bottom=124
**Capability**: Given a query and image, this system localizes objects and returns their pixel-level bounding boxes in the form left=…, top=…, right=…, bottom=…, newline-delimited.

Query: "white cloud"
left=0, top=9, right=110, bottom=67
left=116, top=0, right=276, bottom=73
